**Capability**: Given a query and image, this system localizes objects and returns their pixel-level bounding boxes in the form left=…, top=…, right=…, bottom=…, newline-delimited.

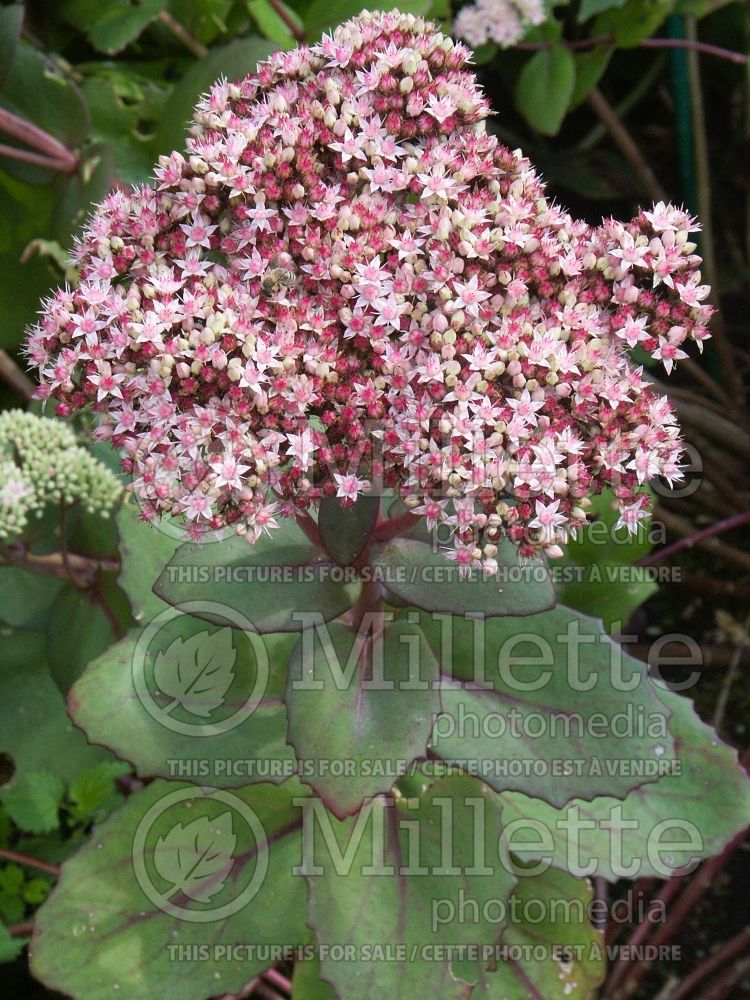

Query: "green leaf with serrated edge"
left=514, top=46, right=576, bottom=136
left=305, top=775, right=516, bottom=1000
left=497, top=686, right=750, bottom=881
left=0, top=922, right=24, bottom=964
left=117, top=500, right=181, bottom=622
left=87, top=0, right=165, bottom=55
left=0, top=631, right=113, bottom=791
left=474, top=867, right=604, bottom=1000
left=31, top=781, right=309, bottom=1000
left=154, top=519, right=360, bottom=633
left=318, top=494, right=380, bottom=566
left=154, top=36, right=278, bottom=154
left=371, top=537, right=554, bottom=617
left=154, top=626, right=236, bottom=718
left=421, top=606, right=674, bottom=806
left=69, top=761, right=130, bottom=818
left=3, top=772, right=64, bottom=834
left=286, top=618, right=440, bottom=817
left=69, top=624, right=296, bottom=787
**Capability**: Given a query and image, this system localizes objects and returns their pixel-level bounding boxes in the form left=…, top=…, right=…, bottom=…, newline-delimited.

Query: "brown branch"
left=609, top=774, right=749, bottom=1000
left=6, top=920, right=34, bottom=938
left=266, top=0, right=305, bottom=41
left=684, top=15, right=749, bottom=423
left=515, top=34, right=748, bottom=65
left=630, top=640, right=750, bottom=671
left=0, top=350, right=35, bottom=401
left=156, top=10, right=208, bottom=59
left=696, top=956, right=750, bottom=1000
left=0, top=848, right=60, bottom=876
left=586, top=87, right=667, bottom=202
left=673, top=573, right=750, bottom=604
left=0, top=546, right=120, bottom=587
left=641, top=510, right=750, bottom=567
left=640, top=36, right=748, bottom=65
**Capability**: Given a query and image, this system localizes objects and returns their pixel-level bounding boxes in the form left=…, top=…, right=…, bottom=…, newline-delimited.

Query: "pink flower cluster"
left=26, top=10, right=711, bottom=567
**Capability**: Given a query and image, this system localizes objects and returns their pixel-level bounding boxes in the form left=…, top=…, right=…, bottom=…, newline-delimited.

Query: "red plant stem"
left=295, top=510, right=323, bottom=549
left=0, top=142, right=78, bottom=173
left=698, top=956, right=750, bottom=1000
left=639, top=35, right=748, bottom=65
left=266, top=0, right=305, bottom=41
left=609, top=810, right=750, bottom=999
left=515, top=34, right=748, bottom=65
left=605, top=879, right=657, bottom=944
left=372, top=509, right=421, bottom=543
left=262, top=967, right=292, bottom=993
left=668, top=926, right=750, bottom=1000
left=0, top=848, right=60, bottom=876
left=0, top=107, right=77, bottom=164
left=7, top=920, right=34, bottom=938
left=218, top=977, right=261, bottom=1000
left=605, top=874, right=686, bottom=995
left=639, top=510, right=750, bottom=566
left=156, top=9, right=208, bottom=59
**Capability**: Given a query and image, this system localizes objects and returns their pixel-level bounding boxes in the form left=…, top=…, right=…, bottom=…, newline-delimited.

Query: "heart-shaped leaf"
left=286, top=618, right=440, bottom=817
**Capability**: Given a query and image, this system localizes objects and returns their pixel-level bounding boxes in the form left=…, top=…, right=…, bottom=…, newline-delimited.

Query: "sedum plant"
left=17, top=10, right=749, bottom=1000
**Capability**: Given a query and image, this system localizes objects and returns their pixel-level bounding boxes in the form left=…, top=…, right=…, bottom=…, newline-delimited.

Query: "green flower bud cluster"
left=0, top=410, right=122, bottom=542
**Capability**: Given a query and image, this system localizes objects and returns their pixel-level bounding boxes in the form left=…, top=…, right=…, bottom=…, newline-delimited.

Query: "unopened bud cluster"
left=0, top=411, right=121, bottom=542
left=25, top=11, right=711, bottom=567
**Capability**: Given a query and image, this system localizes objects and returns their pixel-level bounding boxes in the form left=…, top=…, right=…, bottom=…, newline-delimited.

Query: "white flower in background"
left=454, top=0, right=547, bottom=49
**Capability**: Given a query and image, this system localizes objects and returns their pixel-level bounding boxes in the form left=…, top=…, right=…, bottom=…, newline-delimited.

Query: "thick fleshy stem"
left=372, top=510, right=421, bottom=544
left=0, top=848, right=60, bottom=876
left=0, top=107, right=78, bottom=172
